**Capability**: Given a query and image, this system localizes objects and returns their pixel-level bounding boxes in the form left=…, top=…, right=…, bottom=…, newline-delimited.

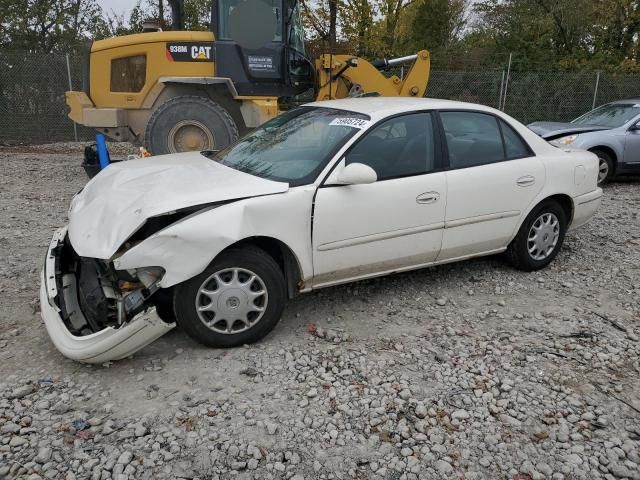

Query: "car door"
left=437, top=111, right=545, bottom=261
left=311, top=112, right=446, bottom=287
left=623, top=117, right=640, bottom=167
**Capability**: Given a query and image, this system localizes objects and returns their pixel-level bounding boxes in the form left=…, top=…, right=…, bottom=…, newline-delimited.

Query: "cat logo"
left=166, top=42, right=215, bottom=62
left=192, top=46, right=212, bottom=60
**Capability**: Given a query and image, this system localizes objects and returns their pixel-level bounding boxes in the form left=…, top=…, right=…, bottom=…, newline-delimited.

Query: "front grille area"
left=53, top=235, right=120, bottom=336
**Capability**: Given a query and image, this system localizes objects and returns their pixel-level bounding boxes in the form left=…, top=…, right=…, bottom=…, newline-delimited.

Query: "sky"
left=97, top=0, right=138, bottom=17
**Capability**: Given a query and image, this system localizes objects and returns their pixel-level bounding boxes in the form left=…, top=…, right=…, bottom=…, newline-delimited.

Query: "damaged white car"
left=41, top=98, right=603, bottom=363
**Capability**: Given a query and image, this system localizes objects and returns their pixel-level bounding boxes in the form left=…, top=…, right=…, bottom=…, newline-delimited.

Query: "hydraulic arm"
left=315, top=50, right=431, bottom=101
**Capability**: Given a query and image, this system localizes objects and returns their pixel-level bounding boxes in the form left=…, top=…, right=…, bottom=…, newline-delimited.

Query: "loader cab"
left=213, top=0, right=314, bottom=97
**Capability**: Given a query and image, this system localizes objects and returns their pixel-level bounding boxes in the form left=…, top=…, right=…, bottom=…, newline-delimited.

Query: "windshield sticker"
left=329, top=118, right=370, bottom=129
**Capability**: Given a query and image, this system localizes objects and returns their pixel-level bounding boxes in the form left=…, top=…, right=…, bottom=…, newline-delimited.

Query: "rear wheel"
left=145, top=95, right=239, bottom=155
left=174, top=246, right=286, bottom=348
left=591, top=149, right=615, bottom=185
left=507, top=200, right=567, bottom=271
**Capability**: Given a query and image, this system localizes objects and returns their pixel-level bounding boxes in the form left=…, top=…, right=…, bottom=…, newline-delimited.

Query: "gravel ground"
left=1, top=144, right=639, bottom=480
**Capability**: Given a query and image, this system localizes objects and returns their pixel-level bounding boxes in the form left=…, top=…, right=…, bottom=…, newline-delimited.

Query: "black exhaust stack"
left=168, top=0, right=184, bottom=30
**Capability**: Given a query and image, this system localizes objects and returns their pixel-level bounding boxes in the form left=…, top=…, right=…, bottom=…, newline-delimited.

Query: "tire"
left=507, top=199, right=567, bottom=271
left=591, top=149, right=615, bottom=185
left=145, top=95, right=239, bottom=155
left=173, top=246, right=286, bottom=348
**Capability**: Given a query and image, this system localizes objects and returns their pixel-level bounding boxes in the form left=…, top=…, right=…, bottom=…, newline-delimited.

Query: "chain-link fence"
left=427, top=69, right=640, bottom=124
left=1, top=50, right=640, bottom=144
left=0, top=51, right=95, bottom=144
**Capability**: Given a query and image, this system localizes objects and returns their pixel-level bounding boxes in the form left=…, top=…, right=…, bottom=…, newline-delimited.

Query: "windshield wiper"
left=202, top=149, right=220, bottom=155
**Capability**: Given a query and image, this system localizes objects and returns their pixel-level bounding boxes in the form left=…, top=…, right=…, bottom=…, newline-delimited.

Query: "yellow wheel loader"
left=66, top=0, right=431, bottom=155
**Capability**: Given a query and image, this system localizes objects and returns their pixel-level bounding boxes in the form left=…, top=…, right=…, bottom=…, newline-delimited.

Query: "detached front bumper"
left=40, top=227, right=175, bottom=364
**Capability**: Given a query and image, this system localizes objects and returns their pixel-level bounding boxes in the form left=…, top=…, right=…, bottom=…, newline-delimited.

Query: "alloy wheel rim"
left=195, top=268, right=268, bottom=335
left=527, top=212, right=560, bottom=261
left=598, top=157, right=609, bottom=184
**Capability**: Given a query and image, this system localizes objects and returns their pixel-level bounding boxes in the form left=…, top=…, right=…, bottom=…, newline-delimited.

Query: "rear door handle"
left=416, top=192, right=440, bottom=204
left=517, top=175, right=535, bottom=187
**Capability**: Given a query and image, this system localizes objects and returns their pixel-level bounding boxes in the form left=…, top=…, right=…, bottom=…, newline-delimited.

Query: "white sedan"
left=40, top=98, right=603, bottom=363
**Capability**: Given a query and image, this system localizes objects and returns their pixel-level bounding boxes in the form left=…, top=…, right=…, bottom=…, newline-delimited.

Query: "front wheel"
left=591, top=149, right=615, bottom=185
left=174, top=246, right=286, bottom=348
left=507, top=200, right=567, bottom=271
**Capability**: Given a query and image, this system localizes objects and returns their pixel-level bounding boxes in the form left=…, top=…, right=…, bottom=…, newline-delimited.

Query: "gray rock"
left=265, top=421, right=278, bottom=435
left=9, top=436, right=28, bottom=447
left=564, top=454, right=583, bottom=465
left=435, top=460, right=453, bottom=474
left=608, top=463, right=640, bottom=479
left=9, top=384, right=35, bottom=399
left=452, top=409, right=470, bottom=420
left=35, top=447, right=53, bottom=464
left=1, top=422, right=20, bottom=434
left=117, top=451, right=133, bottom=465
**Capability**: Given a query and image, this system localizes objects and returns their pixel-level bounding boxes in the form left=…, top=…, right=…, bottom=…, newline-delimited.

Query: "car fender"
left=572, top=130, right=625, bottom=163
left=114, top=187, right=315, bottom=288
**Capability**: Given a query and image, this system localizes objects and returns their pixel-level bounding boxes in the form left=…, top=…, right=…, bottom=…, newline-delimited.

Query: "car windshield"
left=573, top=103, right=640, bottom=128
left=207, top=107, right=370, bottom=186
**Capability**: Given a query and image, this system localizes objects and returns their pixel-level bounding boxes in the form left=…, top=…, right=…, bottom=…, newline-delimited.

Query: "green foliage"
left=470, top=0, right=640, bottom=71
left=0, top=0, right=103, bottom=52
left=1, top=0, right=639, bottom=71
left=0, top=0, right=212, bottom=50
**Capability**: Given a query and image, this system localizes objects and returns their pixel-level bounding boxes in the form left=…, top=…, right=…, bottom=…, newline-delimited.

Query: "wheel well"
left=543, top=194, right=574, bottom=225
left=588, top=146, right=617, bottom=172
left=223, top=237, right=302, bottom=299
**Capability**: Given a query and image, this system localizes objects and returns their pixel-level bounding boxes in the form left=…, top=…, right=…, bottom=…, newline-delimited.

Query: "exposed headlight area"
left=549, top=134, right=578, bottom=147
left=51, top=232, right=166, bottom=336
left=116, top=202, right=227, bottom=255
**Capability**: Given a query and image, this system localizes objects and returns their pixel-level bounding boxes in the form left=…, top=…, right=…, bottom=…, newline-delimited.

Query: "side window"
left=346, top=113, right=435, bottom=181
left=500, top=120, right=531, bottom=159
left=441, top=111, right=504, bottom=169
left=110, top=55, right=146, bottom=93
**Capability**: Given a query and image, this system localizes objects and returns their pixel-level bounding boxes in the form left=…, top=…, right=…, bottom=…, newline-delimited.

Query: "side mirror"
left=335, top=162, right=377, bottom=185
left=630, top=123, right=640, bottom=131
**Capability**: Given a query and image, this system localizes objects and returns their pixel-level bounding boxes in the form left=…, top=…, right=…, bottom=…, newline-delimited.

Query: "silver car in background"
left=528, top=99, right=640, bottom=184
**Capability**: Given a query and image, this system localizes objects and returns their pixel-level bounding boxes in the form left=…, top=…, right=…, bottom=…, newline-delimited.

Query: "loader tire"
left=145, top=95, right=239, bottom=155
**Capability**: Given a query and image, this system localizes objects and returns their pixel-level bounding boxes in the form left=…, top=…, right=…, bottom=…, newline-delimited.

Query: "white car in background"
left=40, top=98, right=603, bottom=363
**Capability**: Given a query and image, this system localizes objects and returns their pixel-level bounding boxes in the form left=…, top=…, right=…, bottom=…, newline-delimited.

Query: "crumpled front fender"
left=115, top=189, right=314, bottom=288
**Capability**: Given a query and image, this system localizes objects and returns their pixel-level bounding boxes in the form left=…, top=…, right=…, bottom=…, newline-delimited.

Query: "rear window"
left=440, top=112, right=532, bottom=169
left=500, top=120, right=531, bottom=159
left=441, top=111, right=504, bottom=169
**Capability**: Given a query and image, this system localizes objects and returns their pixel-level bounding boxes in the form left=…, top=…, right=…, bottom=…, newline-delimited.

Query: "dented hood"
left=68, top=152, right=289, bottom=259
left=527, top=121, right=609, bottom=139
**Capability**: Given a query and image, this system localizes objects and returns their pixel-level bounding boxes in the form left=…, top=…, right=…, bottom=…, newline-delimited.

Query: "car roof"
left=305, top=97, right=497, bottom=120
left=610, top=98, right=640, bottom=104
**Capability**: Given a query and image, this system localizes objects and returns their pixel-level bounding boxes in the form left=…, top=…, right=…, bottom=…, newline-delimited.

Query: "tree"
left=0, top=0, right=104, bottom=52
left=301, top=0, right=340, bottom=48
left=472, top=0, right=598, bottom=63
left=590, top=0, right=640, bottom=62
left=377, top=0, right=416, bottom=54
left=341, top=0, right=376, bottom=56
left=396, top=0, right=469, bottom=56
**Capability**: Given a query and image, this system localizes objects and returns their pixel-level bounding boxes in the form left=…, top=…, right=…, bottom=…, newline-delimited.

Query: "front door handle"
left=517, top=175, right=535, bottom=187
left=416, top=192, right=440, bottom=204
